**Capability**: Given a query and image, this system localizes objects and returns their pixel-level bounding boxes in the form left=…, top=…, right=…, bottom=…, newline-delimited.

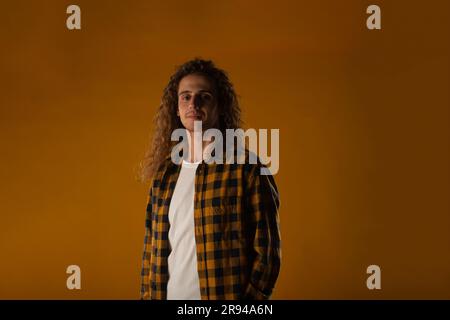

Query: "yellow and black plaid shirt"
left=140, top=153, right=281, bottom=300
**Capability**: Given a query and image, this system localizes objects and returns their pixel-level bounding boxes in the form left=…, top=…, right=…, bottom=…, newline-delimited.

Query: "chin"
left=181, top=121, right=195, bottom=132
left=184, top=119, right=203, bottom=130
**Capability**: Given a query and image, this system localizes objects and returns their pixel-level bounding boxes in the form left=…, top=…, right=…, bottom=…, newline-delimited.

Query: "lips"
left=186, top=113, right=202, bottom=119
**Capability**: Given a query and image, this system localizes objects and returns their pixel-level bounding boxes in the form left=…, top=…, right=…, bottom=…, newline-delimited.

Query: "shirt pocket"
left=204, top=197, right=241, bottom=243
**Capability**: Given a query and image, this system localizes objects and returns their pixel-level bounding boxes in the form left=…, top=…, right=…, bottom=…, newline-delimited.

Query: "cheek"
left=177, top=104, right=186, bottom=115
left=210, top=106, right=220, bottom=120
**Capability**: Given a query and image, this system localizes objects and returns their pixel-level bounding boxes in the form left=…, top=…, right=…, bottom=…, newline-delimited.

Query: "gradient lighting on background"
left=0, top=0, right=449, bottom=299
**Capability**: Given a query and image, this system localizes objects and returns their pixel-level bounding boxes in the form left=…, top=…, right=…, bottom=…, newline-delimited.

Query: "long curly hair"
left=138, top=58, right=242, bottom=183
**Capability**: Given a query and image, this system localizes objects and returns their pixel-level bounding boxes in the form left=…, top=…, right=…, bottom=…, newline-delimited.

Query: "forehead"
left=178, top=74, right=214, bottom=93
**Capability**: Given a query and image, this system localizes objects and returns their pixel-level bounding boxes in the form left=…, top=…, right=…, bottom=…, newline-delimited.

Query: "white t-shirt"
left=166, top=160, right=201, bottom=300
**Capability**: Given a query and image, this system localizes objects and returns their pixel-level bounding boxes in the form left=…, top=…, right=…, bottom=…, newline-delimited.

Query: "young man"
left=140, top=59, right=281, bottom=300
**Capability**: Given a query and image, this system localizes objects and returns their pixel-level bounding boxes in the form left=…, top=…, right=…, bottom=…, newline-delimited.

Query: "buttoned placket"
left=194, top=162, right=209, bottom=299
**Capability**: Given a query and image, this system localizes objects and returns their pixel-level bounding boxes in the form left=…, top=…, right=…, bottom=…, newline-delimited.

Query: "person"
left=139, top=58, right=281, bottom=300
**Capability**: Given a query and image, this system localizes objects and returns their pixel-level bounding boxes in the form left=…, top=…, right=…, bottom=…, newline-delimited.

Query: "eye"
left=201, top=93, right=213, bottom=101
left=180, top=94, right=191, bottom=101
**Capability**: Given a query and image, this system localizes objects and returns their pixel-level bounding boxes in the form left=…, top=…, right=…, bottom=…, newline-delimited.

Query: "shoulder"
left=150, top=157, right=179, bottom=187
left=220, top=148, right=274, bottom=181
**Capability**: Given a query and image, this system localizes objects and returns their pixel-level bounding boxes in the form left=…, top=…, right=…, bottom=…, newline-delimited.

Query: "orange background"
left=0, top=0, right=449, bottom=299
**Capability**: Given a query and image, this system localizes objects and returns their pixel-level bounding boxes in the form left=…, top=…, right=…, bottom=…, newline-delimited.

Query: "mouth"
left=186, top=113, right=203, bottom=119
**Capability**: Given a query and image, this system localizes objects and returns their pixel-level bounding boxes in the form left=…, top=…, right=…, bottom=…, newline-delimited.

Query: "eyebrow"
left=178, top=90, right=213, bottom=96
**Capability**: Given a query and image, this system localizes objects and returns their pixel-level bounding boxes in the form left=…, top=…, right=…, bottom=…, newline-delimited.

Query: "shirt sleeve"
left=243, top=164, right=281, bottom=300
left=140, top=188, right=152, bottom=300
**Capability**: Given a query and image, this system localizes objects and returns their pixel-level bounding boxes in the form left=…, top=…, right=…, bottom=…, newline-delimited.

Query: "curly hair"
left=138, top=58, right=242, bottom=183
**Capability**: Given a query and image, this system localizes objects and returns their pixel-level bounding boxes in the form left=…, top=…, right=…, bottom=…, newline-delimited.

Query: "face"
left=177, top=74, right=220, bottom=132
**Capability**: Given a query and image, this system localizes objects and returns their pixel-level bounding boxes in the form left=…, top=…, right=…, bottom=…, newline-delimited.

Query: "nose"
left=189, top=94, right=203, bottom=110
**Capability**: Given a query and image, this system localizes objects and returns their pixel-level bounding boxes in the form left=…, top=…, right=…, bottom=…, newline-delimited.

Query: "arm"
left=243, top=164, right=281, bottom=300
left=140, top=188, right=152, bottom=300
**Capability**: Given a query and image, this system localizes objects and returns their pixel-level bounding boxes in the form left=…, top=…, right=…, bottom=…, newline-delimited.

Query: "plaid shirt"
left=140, top=153, right=281, bottom=300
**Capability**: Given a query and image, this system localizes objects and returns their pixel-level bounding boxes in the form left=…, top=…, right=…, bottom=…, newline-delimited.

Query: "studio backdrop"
left=0, top=0, right=449, bottom=299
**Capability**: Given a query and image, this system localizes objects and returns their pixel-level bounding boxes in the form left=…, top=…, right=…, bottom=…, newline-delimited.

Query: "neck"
left=187, top=130, right=210, bottom=163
